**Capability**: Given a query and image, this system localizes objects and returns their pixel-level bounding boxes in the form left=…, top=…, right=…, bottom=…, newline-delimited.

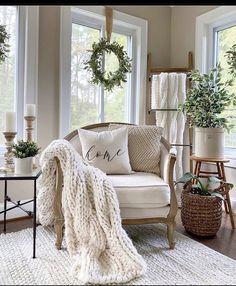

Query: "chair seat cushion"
left=108, top=172, right=170, bottom=208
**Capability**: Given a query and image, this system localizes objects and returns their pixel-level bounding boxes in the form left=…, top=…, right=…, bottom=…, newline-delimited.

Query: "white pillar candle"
left=25, top=104, right=36, bottom=117
left=5, top=111, right=16, bottom=132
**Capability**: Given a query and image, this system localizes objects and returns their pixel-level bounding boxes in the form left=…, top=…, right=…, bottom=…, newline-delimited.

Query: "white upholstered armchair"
left=53, top=122, right=178, bottom=250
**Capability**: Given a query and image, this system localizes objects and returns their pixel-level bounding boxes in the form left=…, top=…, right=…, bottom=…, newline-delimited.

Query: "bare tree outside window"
left=216, top=25, right=236, bottom=156
left=0, top=6, right=16, bottom=146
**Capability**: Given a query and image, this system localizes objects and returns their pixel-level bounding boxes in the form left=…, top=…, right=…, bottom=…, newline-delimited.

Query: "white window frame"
left=71, top=10, right=135, bottom=124
left=0, top=6, right=38, bottom=158
left=59, top=6, right=147, bottom=138
left=195, top=6, right=236, bottom=166
left=196, top=6, right=236, bottom=73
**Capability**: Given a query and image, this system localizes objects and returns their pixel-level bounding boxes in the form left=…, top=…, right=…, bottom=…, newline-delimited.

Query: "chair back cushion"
left=78, top=126, right=132, bottom=174
left=109, top=124, right=163, bottom=176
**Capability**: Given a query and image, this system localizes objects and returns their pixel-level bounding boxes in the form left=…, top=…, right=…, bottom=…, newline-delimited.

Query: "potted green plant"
left=12, top=140, right=40, bottom=174
left=176, top=172, right=233, bottom=236
left=179, top=47, right=236, bottom=159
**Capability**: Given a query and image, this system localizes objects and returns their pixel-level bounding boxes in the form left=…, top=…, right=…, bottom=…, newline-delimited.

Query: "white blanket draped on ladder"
left=151, top=72, right=187, bottom=188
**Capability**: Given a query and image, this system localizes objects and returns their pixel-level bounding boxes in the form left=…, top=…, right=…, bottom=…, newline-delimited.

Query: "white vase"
left=194, top=127, right=225, bottom=159
left=15, top=157, right=33, bottom=174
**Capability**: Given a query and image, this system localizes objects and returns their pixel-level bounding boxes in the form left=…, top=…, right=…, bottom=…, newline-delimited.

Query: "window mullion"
left=16, top=6, right=25, bottom=140
left=99, top=27, right=105, bottom=122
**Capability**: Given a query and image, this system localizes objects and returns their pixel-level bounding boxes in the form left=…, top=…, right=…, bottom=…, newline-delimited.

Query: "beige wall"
left=170, top=6, right=218, bottom=68
left=37, top=6, right=60, bottom=149
left=111, top=6, right=171, bottom=68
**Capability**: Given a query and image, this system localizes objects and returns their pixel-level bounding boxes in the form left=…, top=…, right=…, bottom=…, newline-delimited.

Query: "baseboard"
left=0, top=216, right=31, bottom=224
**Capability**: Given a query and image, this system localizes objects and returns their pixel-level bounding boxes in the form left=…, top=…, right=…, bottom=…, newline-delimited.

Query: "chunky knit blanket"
left=37, top=139, right=146, bottom=284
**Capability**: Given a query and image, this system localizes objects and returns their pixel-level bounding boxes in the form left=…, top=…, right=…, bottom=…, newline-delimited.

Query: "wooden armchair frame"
left=53, top=122, right=177, bottom=250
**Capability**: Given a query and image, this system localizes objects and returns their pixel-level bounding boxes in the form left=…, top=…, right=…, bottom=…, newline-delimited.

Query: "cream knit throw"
left=37, top=139, right=146, bottom=285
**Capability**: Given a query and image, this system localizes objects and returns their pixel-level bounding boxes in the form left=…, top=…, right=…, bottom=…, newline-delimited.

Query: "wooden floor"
left=176, top=209, right=236, bottom=260
left=1, top=209, right=236, bottom=260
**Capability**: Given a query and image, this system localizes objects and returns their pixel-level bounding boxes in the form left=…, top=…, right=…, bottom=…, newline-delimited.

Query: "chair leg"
left=55, top=219, right=64, bottom=250
left=167, top=221, right=176, bottom=249
left=54, top=158, right=64, bottom=250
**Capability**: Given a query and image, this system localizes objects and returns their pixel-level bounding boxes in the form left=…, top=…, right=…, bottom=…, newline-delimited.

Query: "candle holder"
left=24, top=116, right=36, bottom=142
left=24, top=116, right=37, bottom=169
left=0, top=132, right=17, bottom=173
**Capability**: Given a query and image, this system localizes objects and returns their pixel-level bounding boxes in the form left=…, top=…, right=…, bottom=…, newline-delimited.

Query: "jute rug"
left=0, top=224, right=235, bottom=285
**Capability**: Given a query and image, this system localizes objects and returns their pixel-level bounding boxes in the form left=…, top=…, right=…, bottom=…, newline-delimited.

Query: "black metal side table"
left=0, top=168, right=41, bottom=258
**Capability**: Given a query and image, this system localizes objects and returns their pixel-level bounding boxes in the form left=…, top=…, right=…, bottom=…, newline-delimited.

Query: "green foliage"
left=175, top=172, right=233, bottom=200
left=179, top=62, right=236, bottom=131
left=0, top=25, right=10, bottom=64
left=225, top=43, right=236, bottom=77
left=84, top=37, right=132, bottom=92
left=179, top=43, right=236, bottom=132
left=12, top=140, right=41, bottom=159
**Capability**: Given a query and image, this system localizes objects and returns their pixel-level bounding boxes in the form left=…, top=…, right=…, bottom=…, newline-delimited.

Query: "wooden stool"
left=190, top=155, right=235, bottom=229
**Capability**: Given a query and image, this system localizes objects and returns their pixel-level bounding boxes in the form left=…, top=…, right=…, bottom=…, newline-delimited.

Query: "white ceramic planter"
left=194, top=127, right=225, bottom=159
left=15, top=157, right=33, bottom=174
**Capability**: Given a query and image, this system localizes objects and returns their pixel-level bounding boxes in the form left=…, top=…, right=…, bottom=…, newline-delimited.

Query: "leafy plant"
left=179, top=44, right=236, bottom=132
left=12, top=140, right=41, bottom=159
left=179, top=63, right=236, bottom=131
left=175, top=172, right=234, bottom=200
left=0, top=24, right=10, bottom=64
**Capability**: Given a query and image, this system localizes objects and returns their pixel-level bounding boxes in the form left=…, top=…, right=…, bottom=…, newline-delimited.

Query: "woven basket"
left=181, top=190, right=222, bottom=236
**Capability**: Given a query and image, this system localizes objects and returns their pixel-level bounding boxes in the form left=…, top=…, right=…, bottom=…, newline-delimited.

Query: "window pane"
left=70, top=23, right=100, bottom=130
left=216, top=25, right=236, bottom=153
left=104, top=32, right=130, bottom=122
left=0, top=6, right=16, bottom=146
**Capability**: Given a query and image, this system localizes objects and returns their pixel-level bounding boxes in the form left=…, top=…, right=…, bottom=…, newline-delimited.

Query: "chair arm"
left=160, top=137, right=178, bottom=219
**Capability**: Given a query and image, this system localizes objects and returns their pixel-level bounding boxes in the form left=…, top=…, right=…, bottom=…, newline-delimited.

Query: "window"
left=0, top=6, right=17, bottom=152
left=214, top=24, right=236, bottom=158
left=70, top=12, right=133, bottom=131
left=59, top=7, right=147, bottom=137
left=196, top=6, right=236, bottom=160
left=0, top=6, right=39, bottom=156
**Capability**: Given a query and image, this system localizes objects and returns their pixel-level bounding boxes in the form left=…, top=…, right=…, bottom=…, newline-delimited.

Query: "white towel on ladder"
left=151, top=72, right=187, bottom=182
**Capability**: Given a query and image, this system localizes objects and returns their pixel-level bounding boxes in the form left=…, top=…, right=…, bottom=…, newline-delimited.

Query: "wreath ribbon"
left=105, top=7, right=113, bottom=42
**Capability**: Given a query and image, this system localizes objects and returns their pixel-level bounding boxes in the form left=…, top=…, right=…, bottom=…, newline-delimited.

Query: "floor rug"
left=0, top=224, right=235, bottom=285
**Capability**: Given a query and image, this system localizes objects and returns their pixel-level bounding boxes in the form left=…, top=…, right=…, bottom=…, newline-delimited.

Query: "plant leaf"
left=208, top=176, right=222, bottom=183
left=175, top=172, right=196, bottom=185
left=211, top=192, right=224, bottom=200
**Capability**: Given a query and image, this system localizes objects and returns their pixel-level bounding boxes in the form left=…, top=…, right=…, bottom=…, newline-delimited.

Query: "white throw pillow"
left=78, top=126, right=132, bottom=174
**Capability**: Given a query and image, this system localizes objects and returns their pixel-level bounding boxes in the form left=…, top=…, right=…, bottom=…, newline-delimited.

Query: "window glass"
left=70, top=23, right=132, bottom=131
left=0, top=6, right=16, bottom=146
left=70, top=23, right=100, bottom=130
left=215, top=25, right=236, bottom=157
left=104, top=32, right=129, bottom=122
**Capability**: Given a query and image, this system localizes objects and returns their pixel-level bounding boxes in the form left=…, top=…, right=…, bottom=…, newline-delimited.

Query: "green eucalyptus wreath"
left=0, top=25, right=10, bottom=64
left=84, top=37, right=132, bottom=92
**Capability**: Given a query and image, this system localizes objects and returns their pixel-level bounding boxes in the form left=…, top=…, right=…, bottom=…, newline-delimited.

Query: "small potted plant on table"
left=12, top=140, right=40, bottom=174
left=176, top=172, right=233, bottom=236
